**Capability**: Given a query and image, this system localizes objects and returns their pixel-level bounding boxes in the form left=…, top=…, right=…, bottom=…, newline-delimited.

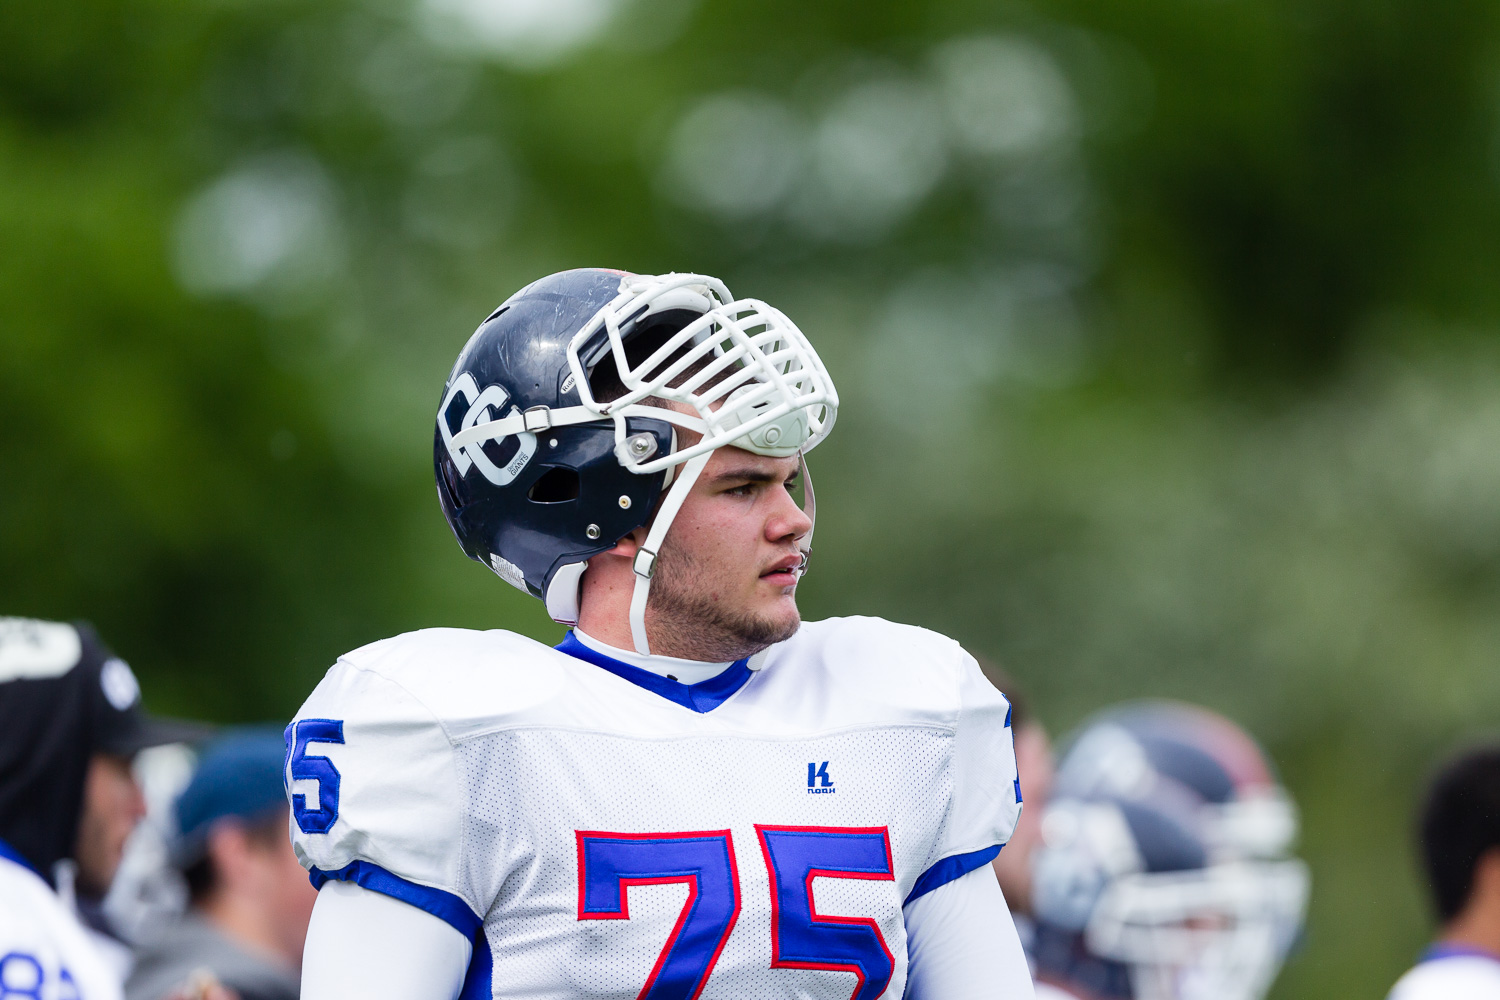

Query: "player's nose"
left=766, top=483, right=812, bottom=543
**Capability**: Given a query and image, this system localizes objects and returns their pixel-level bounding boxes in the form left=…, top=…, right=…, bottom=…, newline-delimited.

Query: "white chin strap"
left=628, top=452, right=817, bottom=656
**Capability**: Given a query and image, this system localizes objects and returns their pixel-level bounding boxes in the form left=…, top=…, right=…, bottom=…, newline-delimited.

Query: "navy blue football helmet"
left=434, top=268, right=838, bottom=645
left=1050, top=701, right=1299, bottom=862
left=1031, top=703, right=1308, bottom=1000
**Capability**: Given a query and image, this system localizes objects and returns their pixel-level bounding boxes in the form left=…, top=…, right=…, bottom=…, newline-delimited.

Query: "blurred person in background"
left=1028, top=702, right=1307, bottom=1000
left=1387, top=745, right=1500, bottom=999
left=0, top=617, right=208, bottom=1000
left=981, top=660, right=1055, bottom=971
left=127, top=729, right=316, bottom=1000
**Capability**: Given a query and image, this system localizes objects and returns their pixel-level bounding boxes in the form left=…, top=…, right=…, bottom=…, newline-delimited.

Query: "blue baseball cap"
left=172, top=726, right=289, bottom=868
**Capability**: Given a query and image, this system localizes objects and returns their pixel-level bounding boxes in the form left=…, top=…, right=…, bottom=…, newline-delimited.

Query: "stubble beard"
left=646, top=543, right=801, bottom=662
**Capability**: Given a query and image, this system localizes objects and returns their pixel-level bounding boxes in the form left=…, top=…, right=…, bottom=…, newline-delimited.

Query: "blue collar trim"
left=555, top=632, right=753, bottom=714
left=0, top=838, right=40, bottom=878
left=1421, top=943, right=1500, bottom=965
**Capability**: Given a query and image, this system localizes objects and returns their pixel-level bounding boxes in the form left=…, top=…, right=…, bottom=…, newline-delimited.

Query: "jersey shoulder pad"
left=338, top=626, right=568, bottom=738
left=942, top=646, right=1021, bottom=861
left=791, top=616, right=973, bottom=722
left=286, top=628, right=562, bottom=935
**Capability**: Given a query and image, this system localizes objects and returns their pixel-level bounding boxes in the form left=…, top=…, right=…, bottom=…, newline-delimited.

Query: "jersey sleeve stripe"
left=457, top=924, right=494, bottom=1000
left=902, top=844, right=1003, bottom=907
left=309, top=860, right=482, bottom=939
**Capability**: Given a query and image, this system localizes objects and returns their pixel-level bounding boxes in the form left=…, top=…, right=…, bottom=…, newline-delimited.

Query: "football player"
left=0, top=618, right=209, bottom=1000
left=1028, top=702, right=1308, bottom=1000
left=286, top=269, right=1033, bottom=999
left=1387, top=745, right=1500, bottom=999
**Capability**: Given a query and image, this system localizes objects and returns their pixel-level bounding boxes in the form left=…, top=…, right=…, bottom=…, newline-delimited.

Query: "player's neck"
left=1441, top=854, right=1500, bottom=959
left=573, top=586, right=738, bottom=663
left=576, top=551, right=768, bottom=663
left=571, top=629, right=733, bottom=684
left=1440, top=902, right=1500, bottom=961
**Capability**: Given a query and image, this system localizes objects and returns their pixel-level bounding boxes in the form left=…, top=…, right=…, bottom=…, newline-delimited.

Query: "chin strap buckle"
left=522, top=406, right=553, bottom=433
left=632, top=548, right=658, bottom=580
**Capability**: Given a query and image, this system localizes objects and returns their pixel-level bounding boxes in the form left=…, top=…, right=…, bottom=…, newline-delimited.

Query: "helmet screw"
left=629, top=435, right=653, bottom=457
left=585, top=524, right=601, bottom=540
left=764, top=425, right=782, bottom=444
left=549, top=438, right=558, bottom=448
left=618, top=496, right=631, bottom=509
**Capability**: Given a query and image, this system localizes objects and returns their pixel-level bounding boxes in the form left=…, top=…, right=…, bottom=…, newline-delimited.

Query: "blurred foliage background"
left=5, top=0, right=1500, bottom=993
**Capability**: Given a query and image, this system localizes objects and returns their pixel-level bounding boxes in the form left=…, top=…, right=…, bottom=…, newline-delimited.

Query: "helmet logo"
left=438, top=372, right=537, bottom=486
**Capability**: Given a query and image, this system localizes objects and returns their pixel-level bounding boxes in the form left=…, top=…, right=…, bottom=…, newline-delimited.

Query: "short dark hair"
left=1420, top=744, right=1500, bottom=921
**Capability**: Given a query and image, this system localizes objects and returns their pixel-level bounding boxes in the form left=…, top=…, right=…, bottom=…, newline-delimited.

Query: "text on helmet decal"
left=438, top=373, right=537, bottom=486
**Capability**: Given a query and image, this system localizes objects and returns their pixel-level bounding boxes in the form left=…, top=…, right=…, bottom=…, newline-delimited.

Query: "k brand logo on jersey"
left=437, top=372, right=536, bottom=486
left=807, top=761, right=835, bottom=794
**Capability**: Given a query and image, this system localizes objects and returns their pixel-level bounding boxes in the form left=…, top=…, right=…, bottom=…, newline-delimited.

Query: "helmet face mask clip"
left=434, top=269, right=839, bottom=655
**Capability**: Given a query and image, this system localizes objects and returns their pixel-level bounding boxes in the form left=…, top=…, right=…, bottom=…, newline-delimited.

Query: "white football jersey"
left=0, top=851, right=124, bottom=1000
left=1032, top=984, right=1081, bottom=1000
left=1388, top=948, right=1500, bottom=1000
left=287, top=616, right=1021, bottom=1000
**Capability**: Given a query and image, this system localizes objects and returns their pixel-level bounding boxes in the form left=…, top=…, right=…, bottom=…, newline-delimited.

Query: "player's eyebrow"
left=708, top=466, right=797, bottom=486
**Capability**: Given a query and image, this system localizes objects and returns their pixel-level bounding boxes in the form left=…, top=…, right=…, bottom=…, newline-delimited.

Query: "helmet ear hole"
left=528, top=467, right=581, bottom=504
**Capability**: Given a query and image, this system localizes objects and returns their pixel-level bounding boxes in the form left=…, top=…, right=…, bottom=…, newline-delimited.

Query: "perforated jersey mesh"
left=456, top=726, right=953, bottom=999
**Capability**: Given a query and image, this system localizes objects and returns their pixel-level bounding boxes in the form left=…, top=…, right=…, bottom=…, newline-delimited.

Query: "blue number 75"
left=575, top=825, right=895, bottom=1000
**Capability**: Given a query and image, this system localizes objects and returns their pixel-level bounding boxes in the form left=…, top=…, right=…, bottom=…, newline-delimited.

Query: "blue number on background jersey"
left=0, top=953, right=44, bottom=1000
left=757, top=825, right=896, bottom=1000
left=286, top=718, right=345, bottom=834
left=576, top=831, right=740, bottom=1000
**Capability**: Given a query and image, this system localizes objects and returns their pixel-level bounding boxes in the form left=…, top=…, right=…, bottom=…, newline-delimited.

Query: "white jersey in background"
left=1388, top=946, right=1500, bottom=1000
left=287, top=615, right=1023, bottom=999
left=1031, top=985, right=1081, bottom=1000
left=0, top=847, right=124, bottom=1000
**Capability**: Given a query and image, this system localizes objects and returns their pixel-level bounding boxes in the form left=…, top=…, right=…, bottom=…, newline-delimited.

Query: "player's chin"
left=754, top=592, right=801, bottom=632
left=744, top=604, right=801, bottom=648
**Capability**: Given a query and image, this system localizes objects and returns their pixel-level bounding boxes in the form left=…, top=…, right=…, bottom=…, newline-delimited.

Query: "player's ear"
left=592, top=526, right=647, bottom=562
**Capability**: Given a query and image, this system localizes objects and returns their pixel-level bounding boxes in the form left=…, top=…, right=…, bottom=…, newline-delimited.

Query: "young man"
left=127, top=729, right=316, bottom=1000
left=287, top=269, right=1033, bottom=999
left=0, top=617, right=206, bottom=1000
left=1388, top=746, right=1500, bottom=999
